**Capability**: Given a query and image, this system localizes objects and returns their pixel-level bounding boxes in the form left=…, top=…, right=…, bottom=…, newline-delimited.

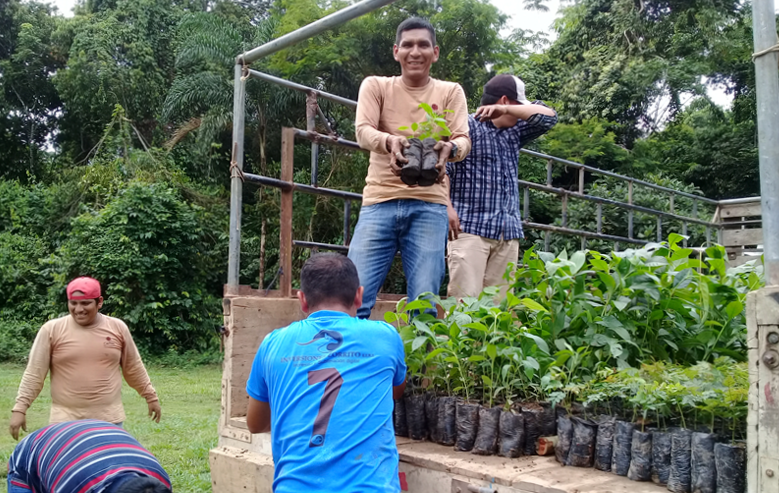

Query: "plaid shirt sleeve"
left=508, top=100, right=558, bottom=144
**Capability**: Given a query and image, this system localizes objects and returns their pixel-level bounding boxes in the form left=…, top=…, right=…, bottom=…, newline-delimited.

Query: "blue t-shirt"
left=246, top=310, right=407, bottom=493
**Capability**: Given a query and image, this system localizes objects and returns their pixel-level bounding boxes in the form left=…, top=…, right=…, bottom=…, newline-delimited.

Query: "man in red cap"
left=9, top=277, right=161, bottom=440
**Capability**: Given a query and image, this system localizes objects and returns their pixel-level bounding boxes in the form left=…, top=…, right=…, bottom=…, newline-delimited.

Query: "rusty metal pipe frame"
left=237, top=0, right=397, bottom=66
left=520, top=148, right=719, bottom=205
left=517, top=179, right=716, bottom=228
left=247, top=69, right=358, bottom=108
left=243, top=172, right=363, bottom=201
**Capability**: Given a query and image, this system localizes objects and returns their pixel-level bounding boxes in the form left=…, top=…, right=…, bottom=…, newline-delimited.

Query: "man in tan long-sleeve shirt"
left=348, top=17, right=471, bottom=318
left=9, top=277, right=161, bottom=440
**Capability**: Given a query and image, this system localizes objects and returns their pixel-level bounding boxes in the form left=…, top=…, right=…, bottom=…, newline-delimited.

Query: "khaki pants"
left=447, top=232, right=520, bottom=298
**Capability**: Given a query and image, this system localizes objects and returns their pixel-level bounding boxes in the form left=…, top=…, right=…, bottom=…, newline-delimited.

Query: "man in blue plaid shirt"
left=446, top=74, right=557, bottom=298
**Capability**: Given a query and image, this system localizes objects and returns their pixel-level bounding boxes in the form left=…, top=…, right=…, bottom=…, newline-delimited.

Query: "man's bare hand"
left=386, top=136, right=410, bottom=176
left=447, top=204, right=461, bottom=241
left=475, top=104, right=509, bottom=122
left=10, top=411, right=26, bottom=440
left=433, top=141, right=453, bottom=183
left=148, top=401, right=162, bottom=423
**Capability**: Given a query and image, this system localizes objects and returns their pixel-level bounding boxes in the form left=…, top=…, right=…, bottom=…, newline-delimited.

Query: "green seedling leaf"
left=522, top=332, right=550, bottom=354
left=613, top=296, right=630, bottom=311
left=571, top=250, right=586, bottom=274
left=405, top=299, right=433, bottom=311
left=412, top=336, right=428, bottom=352
left=671, top=248, right=693, bottom=261
left=724, top=300, right=744, bottom=320
left=521, top=298, right=548, bottom=312
left=469, top=355, right=486, bottom=362
left=398, top=126, right=410, bottom=131
left=590, top=258, right=609, bottom=272
left=482, top=375, right=493, bottom=386
left=426, top=348, right=446, bottom=360
left=411, top=122, right=419, bottom=132
left=487, top=344, right=497, bottom=360
left=384, top=312, right=399, bottom=324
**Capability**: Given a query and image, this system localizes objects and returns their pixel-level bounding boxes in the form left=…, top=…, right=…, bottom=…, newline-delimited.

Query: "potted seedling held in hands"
left=398, top=103, right=453, bottom=187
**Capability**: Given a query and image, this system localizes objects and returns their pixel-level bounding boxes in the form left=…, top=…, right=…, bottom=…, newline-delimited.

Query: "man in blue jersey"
left=7, top=419, right=171, bottom=493
left=246, top=253, right=407, bottom=493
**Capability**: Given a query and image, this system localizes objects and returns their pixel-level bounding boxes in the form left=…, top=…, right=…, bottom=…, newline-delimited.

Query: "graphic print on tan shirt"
left=13, top=313, right=158, bottom=424
left=355, top=76, right=472, bottom=206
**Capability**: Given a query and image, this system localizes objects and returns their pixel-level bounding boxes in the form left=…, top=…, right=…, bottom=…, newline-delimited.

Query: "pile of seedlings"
left=556, top=362, right=748, bottom=493
left=387, top=236, right=759, bottom=492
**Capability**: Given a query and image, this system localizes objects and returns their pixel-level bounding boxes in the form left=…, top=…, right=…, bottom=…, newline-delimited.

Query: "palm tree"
left=163, top=11, right=298, bottom=287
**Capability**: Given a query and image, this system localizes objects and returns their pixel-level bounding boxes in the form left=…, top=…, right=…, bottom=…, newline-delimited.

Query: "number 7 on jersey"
left=307, top=368, right=343, bottom=447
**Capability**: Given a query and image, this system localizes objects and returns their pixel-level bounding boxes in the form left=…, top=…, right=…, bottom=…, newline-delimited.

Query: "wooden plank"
left=229, top=416, right=248, bottom=430
left=220, top=425, right=251, bottom=443
left=755, top=288, right=779, bottom=493
left=280, top=127, right=294, bottom=298
left=397, top=440, right=667, bottom=493
left=721, top=202, right=762, bottom=219
left=748, top=291, right=760, bottom=493
left=209, top=446, right=274, bottom=493
left=230, top=384, right=249, bottom=417
left=722, top=228, right=763, bottom=247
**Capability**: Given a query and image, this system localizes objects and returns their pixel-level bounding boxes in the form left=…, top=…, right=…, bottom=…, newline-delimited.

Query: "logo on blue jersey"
left=298, top=330, right=344, bottom=353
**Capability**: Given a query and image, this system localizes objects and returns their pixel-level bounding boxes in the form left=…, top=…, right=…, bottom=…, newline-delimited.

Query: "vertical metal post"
left=578, top=167, right=585, bottom=194
left=657, top=217, right=662, bottom=242
left=546, top=160, right=553, bottom=186
left=670, top=193, right=675, bottom=214
left=682, top=222, right=688, bottom=247
left=706, top=227, right=711, bottom=245
left=280, top=128, right=295, bottom=297
left=523, top=187, right=530, bottom=220
left=581, top=237, right=586, bottom=251
left=344, top=201, right=352, bottom=246
left=227, top=64, right=246, bottom=294
left=307, top=92, right=319, bottom=187
left=544, top=231, right=551, bottom=252
left=614, top=242, right=620, bottom=253
left=596, top=203, right=602, bottom=234
left=752, top=0, right=779, bottom=285
left=692, top=199, right=698, bottom=219
left=561, top=195, right=568, bottom=228
left=628, top=181, right=634, bottom=239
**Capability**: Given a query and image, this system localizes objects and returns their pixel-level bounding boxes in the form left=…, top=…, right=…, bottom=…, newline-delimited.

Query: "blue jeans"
left=348, top=199, right=448, bottom=319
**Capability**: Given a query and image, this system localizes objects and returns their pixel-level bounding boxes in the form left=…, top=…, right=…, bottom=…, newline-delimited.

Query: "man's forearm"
left=356, top=124, right=391, bottom=155
left=507, top=104, right=556, bottom=120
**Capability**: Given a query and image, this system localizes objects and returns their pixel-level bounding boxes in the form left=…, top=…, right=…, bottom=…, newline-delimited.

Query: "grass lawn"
left=0, top=363, right=222, bottom=493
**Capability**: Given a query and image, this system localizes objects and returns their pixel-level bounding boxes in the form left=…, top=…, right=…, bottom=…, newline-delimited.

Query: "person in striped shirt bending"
left=7, top=419, right=171, bottom=493
left=447, top=74, right=558, bottom=298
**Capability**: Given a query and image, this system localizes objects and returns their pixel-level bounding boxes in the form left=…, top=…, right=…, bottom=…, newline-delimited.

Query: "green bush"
left=391, top=235, right=762, bottom=412
left=55, top=181, right=221, bottom=354
left=0, top=319, right=43, bottom=363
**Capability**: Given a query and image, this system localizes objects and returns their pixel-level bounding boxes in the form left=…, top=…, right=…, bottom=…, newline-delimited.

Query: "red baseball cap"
left=67, top=277, right=102, bottom=300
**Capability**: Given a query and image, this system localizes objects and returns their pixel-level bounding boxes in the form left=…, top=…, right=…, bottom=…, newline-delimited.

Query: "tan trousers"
left=447, top=232, right=520, bottom=298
